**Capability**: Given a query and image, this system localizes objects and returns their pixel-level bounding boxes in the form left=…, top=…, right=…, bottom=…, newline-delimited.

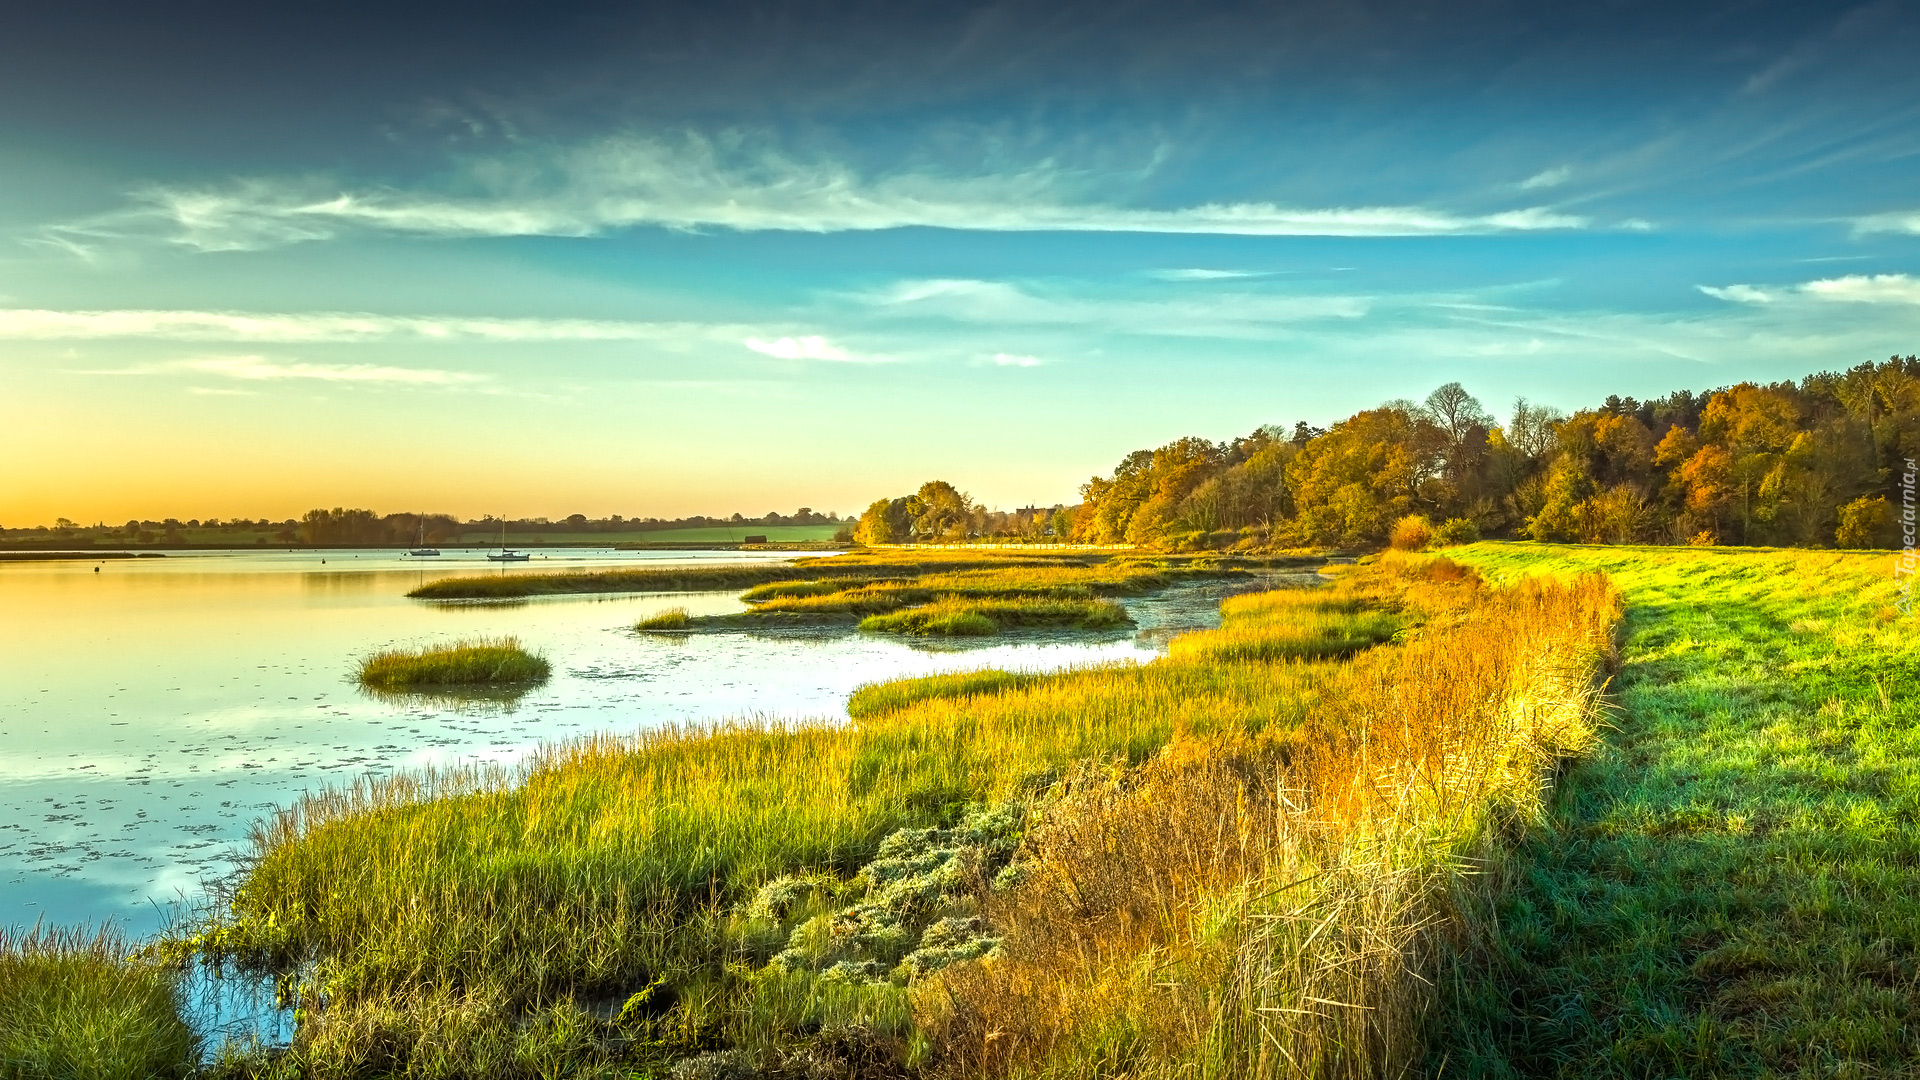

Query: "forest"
left=857, top=356, right=1920, bottom=550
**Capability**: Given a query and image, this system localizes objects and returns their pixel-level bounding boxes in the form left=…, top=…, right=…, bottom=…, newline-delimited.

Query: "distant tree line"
left=2, top=508, right=846, bottom=547
left=856, top=356, right=1920, bottom=550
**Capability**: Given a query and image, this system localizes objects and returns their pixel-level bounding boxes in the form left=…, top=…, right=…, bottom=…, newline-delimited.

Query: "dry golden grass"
left=916, top=558, right=1621, bottom=1079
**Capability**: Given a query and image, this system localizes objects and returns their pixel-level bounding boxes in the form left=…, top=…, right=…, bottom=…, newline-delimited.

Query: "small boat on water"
left=407, top=518, right=441, bottom=557
left=486, top=518, right=531, bottom=561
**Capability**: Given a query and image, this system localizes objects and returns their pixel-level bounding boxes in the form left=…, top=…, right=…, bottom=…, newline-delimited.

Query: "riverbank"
left=168, top=553, right=1616, bottom=1078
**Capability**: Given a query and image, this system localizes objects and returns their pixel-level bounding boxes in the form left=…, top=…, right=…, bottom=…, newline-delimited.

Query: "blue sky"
left=4, top=0, right=1919, bottom=523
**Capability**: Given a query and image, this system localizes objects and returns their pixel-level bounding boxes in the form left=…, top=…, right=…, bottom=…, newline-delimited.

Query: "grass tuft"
left=0, top=924, right=198, bottom=1080
left=357, top=637, right=550, bottom=689
left=634, top=607, right=691, bottom=632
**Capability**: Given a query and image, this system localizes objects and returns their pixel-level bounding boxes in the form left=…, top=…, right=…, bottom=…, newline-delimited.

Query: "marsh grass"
left=919, top=559, right=1621, bottom=1079
left=845, top=670, right=1077, bottom=720
left=739, top=579, right=907, bottom=602
left=356, top=637, right=550, bottom=690
left=667, top=561, right=1176, bottom=636
left=859, top=606, right=997, bottom=636
left=180, top=553, right=1618, bottom=1079
left=858, top=597, right=1131, bottom=635
left=0, top=924, right=198, bottom=1080
left=633, top=607, right=691, bottom=631
left=1165, top=591, right=1402, bottom=662
left=407, top=550, right=1272, bottom=601
left=405, top=551, right=1088, bottom=600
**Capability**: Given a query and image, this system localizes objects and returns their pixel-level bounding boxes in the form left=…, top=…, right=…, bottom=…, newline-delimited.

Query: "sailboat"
left=407, top=517, right=441, bottom=557
left=486, top=518, right=530, bottom=561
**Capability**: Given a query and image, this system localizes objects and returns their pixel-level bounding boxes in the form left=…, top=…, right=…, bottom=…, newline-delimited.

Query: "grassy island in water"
left=357, top=637, right=551, bottom=690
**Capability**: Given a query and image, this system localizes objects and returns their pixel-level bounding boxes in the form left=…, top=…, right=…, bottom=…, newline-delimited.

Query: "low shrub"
left=1433, top=517, right=1481, bottom=545
left=1388, top=514, right=1434, bottom=551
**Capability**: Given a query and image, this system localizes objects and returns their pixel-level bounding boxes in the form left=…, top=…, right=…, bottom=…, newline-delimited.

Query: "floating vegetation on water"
left=356, top=637, right=551, bottom=689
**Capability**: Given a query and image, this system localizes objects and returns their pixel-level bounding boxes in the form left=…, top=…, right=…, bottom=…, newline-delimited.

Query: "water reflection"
left=355, top=683, right=541, bottom=715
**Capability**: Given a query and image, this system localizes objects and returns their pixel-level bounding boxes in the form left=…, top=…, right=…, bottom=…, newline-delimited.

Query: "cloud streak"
left=856, top=277, right=1371, bottom=339
left=182, top=356, right=483, bottom=384
left=93, top=355, right=486, bottom=385
left=0, top=307, right=726, bottom=343
left=742, top=334, right=889, bottom=363
left=1147, top=268, right=1277, bottom=281
left=1849, top=211, right=1920, bottom=235
left=1519, top=165, right=1572, bottom=190
left=1701, top=273, right=1920, bottom=305
left=59, top=134, right=1593, bottom=251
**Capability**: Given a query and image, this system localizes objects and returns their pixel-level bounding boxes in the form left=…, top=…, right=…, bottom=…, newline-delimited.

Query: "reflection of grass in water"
left=0, top=923, right=199, bottom=1080
left=633, top=607, right=690, bottom=632
left=357, top=637, right=550, bottom=690
left=358, top=682, right=538, bottom=715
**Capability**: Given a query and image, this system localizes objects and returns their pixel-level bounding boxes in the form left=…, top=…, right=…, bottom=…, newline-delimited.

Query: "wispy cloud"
left=986, top=353, right=1043, bottom=367
left=0, top=307, right=726, bottom=343
left=1519, top=165, right=1572, bottom=190
left=92, top=355, right=486, bottom=385
left=86, top=355, right=487, bottom=384
left=1147, top=268, right=1275, bottom=281
left=186, top=356, right=484, bottom=384
left=1701, top=273, right=1920, bottom=305
left=742, top=334, right=889, bottom=363
left=53, top=133, right=1593, bottom=252
left=1850, top=211, right=1920, bottom=235
left=856, top=277, right=1370, bottom=339
left=1697, top=283, right=1780, bottom=304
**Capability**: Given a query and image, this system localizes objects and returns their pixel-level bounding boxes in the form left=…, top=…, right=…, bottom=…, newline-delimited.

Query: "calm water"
left=1, top=548, right=1245, bottom=939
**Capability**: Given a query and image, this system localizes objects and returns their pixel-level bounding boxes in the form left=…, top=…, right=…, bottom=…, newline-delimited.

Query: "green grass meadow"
left=1435, top=543, right=1920, bottom=1076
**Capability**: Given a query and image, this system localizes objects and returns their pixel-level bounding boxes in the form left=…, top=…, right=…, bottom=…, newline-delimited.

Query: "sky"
left=4, top=0, right=1920, bottom=525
